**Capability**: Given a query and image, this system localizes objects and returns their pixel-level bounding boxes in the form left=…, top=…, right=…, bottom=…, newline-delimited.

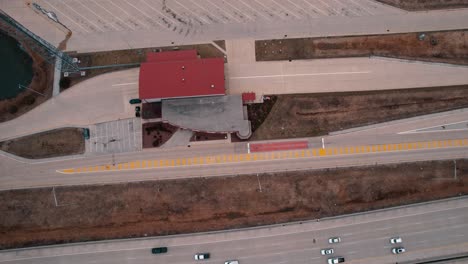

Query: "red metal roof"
left=146, top=50, right=197, bottom=62
left=139, top=51, right=225, bottom=100
left=242, top=92, right=256, bottom=101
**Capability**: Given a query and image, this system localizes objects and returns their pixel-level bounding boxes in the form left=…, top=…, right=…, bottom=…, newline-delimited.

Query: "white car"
left=390, top=237, right=402, bottom=244
left=224, top=261, right=239, bottom=264
left=328, top=237, right=341, bottom=244
left=321, top=248, right=334, bottom=255
left=194, top=253, right=210, bottom=260
left=392, top=247, right=406, bottom=254
left=328, top=257, right=345, bottom=264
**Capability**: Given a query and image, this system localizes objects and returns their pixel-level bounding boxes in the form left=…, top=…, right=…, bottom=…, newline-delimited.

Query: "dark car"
left=129, top=98, right=142, bottom=104
left=392, top=247, right=406, bottom=254
left=83, top=128, right=90, bottom=140
left=151, top=247, right=168, bottom=254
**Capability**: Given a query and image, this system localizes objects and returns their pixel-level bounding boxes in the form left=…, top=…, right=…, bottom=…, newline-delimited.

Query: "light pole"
left=94, top=138, right=121, bottom=165
left=18, top=84, right=45, bottom=97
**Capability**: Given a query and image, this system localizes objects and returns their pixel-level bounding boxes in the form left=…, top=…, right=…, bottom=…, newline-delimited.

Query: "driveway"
left=225, top=39, right=468, bottom=96
left=0, top=68, right=139, bottom=141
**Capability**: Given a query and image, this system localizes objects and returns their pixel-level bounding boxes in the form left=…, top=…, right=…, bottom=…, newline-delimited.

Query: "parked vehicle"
left=151, top=247, right=168, bottom=254
left=392, top=247, right=406, bottom=254
left=194, top=253, right=210, bottom=260
left=83, top=128, right=90, bottom=139
left=390, top=237, right=402, bottom=244
left=321, top=248, right=334, bottom=255
left=328, top=237, right=341, bottom=244
left=224, top=260, right=239, bottom=264
left=328, top=257, right=345, bottom=264
left=129, top=98, right=142, bottom=104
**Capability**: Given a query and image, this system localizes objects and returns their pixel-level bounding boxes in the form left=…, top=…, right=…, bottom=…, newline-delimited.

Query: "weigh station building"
left=138, top=50, right=251, bottom=139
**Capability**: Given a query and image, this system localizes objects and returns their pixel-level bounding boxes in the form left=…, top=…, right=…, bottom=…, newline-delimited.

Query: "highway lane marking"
left=57, top=138, right=468, bottom=174
left=376, top=226, right=392, bottom=231
left=229, top=71, right=370, bottom=79
left=398, top=119, right=468, bottom=134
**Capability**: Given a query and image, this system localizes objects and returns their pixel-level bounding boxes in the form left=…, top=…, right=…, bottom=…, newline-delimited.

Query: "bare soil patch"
left=142, top=122, right=178, bottom=148
left=376, top=0, right=468, bottom=10
left=1, top=159, right=466, bottom=249
left=256, top=30, right=468, bottom=65
left=0, top=27, right=54, bottom=123
left=247, top=96, right=278, bottom=134
left=251, top=86, right=468, bottom=140
left=63, top=43, right=226, bottom=89
left=0, top=128, right=84, bottom=159
left=190, top=132, right=227, bottom=142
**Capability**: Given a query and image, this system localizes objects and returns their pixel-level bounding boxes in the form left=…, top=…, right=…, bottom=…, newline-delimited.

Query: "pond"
left=0, top=30, right=33, bottom=100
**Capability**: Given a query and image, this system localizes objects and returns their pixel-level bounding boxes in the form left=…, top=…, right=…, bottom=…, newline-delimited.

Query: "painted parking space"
left=32, top=0, right=402, bottom=36
left=59, top=138, right=468, bottom=174
left=86, top=118, right=142, bottom=154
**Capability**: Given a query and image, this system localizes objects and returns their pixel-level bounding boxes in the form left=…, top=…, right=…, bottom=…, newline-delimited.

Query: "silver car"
left=390, top=237, right=402, bottom=244
left=225, top=261, right=239, bottom=264
left=328, top=237, right=341, bottom=244
left=321, top=248, right=334, bottom=255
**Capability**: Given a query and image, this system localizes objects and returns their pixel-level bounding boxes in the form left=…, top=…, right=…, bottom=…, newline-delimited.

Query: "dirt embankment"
left=0, top=128, right=84, bottom=159
left=251, top=86, right=468, bottom=140
left=256, top=30, right=468, bottom=65
left=0, top=159, right=466, bottom=249
left=376, top=0, right=468, bottom=10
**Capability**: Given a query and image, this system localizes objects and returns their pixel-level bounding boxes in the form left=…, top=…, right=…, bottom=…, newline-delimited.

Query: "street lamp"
left=18, top=84, right=45, bottom=97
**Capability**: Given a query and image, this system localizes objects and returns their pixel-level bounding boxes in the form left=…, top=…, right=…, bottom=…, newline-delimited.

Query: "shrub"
left=23, top=95, right=36, bottom=105
left=59, top=77, right=71, bottom=89
left=8, top=105, right=18, bottom=114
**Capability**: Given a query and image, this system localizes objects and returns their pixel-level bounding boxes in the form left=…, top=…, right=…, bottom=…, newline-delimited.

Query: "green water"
left=0, top=30, right=33, bottom=100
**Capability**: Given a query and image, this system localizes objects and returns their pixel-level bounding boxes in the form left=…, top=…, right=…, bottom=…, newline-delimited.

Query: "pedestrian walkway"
left=161, top=128, right=193, bottom=148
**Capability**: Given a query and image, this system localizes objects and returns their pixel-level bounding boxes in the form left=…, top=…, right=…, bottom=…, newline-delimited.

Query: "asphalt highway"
left=1, top=197, right=466, bottom=264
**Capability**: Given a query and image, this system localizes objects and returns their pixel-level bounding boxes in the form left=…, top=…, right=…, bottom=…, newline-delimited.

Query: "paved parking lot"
left=87, top=118, right=142, bottom=154
left=3, top=0, right=468, bottom=53
left=31, top=0, right=401, bottom=35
